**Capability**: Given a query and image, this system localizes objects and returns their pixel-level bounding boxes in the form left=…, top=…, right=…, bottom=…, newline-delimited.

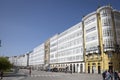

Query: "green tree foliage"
left=0, top=57, right=12, bottom=71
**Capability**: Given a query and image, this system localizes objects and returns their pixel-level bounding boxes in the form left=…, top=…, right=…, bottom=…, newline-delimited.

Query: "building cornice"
left=97, top=5, right=112, bottom=12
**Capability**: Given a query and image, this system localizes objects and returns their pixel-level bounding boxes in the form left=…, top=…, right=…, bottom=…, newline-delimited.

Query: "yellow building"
left=83, top=5, right=120, bottom=74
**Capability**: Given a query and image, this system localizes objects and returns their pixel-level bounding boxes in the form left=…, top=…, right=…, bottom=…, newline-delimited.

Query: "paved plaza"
left=2, top=69, right=103, bottom=80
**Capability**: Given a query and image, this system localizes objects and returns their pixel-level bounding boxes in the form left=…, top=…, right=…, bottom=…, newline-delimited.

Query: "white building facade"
left=58, top=22, right=84, bottom=73
left=8, top=56, right=18, bottom=66
left=50, top=34, right=58, bottom=66
left=17, top=54, right=28, bottom=67
left=9, top=54, right=28, bottom=67
left=98, top=6, right=115, bottom=52
left=29, top=43, right=45, bottom=70
left=50, top=23, right=84, bottom=73
left=114, top=10, right=120, bottom=47
left=83, top=12, right=99, bottom=54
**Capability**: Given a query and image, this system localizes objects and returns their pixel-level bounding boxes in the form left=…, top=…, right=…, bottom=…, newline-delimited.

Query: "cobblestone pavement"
left=2, top=69, right=103, bottom=80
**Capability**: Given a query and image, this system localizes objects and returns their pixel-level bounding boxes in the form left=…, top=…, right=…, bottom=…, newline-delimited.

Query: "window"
left=101, top=9, right=111, bottom=17
left=86, top=35, right=97, bottom=42
left=114, top=13, right=120, bottom=20
left=103, top=28, right=113, bottom=37
left=104, top=39, right=114, bottom=49
left=102, top=18, right=111, bottom=26
left=85, top=18, right=96, bottom=25
left=108, top=52, right=112, bottom=58
left=86, top=26, right=96, bottom=33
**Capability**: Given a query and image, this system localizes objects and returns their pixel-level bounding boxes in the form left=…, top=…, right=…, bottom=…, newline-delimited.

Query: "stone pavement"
left=2, top=69, right=103, bottom=80
left=24, top=69, right=103, bottom=80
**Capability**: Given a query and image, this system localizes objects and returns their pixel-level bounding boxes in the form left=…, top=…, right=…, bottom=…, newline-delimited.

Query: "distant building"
left=8, top=56, right=18, bottom=66
left=18, top=54, right=28, bottom=67
left=9, top=54, right=28, bottom=67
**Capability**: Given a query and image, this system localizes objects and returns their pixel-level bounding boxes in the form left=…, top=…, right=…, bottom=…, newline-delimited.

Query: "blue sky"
left=0, top=0, right=120, bottom=56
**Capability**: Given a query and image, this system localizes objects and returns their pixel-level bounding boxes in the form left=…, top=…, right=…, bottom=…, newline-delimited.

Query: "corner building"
left=83, top=5, right=120, bottom=74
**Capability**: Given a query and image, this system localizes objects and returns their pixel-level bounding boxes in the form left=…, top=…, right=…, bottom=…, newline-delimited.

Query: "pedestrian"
left=105, top=69, right=113, bottom=80
left=71, top=68, right=72, bottom=74
left=0, top=71, right=4, bottom=80
left=118, top=71, right=120, bottom=80
left=102, top=70, right=107, bottom=80
left=65, top=66, right=68, bottom=73
left=29, top=67, right=31, bottom=75
left=70, top=65, right=72, bottom=74
left=113, top=71, right=119, bottom=80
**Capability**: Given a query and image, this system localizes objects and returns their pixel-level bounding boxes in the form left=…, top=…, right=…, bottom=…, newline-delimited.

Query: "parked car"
left=50, top=67, right=58, bottom=72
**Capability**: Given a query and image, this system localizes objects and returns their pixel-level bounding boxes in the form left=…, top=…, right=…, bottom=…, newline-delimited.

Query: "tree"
left=0, top=57, right=12, bottom=71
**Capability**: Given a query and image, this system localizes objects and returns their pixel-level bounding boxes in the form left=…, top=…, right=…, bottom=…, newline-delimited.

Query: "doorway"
left=88, top=66, right=90, bottom=73
left=73, top=64, right=75, bottom=73
left=109, top=62, right=113, bottom=72
left=109, top=66, right=113, bottom=71
left=80, top=64, right=83, bottom=73
left=98, top=66, right=101, bottom=74
left=92, top=66, right=94, bottom=73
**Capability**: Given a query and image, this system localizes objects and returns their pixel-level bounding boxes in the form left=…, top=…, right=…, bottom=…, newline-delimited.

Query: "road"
left=2, top=69, right=103, bottom=80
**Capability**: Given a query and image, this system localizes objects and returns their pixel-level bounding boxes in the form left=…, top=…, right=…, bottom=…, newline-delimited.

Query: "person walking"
left=105, top=70, right=113, bottom=80
left=65, top=66, right=68, bottom=73
left=102, top=70, right=107, bottom=80
left=70, top=65, right=72, bottom=74
left=0, top=71, right=3, bottom=80
left=29, top=67, right=31, bottom=75
left=118, top=71, right=120, bottom=80
left=113, top=71, right=119, bottom=80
